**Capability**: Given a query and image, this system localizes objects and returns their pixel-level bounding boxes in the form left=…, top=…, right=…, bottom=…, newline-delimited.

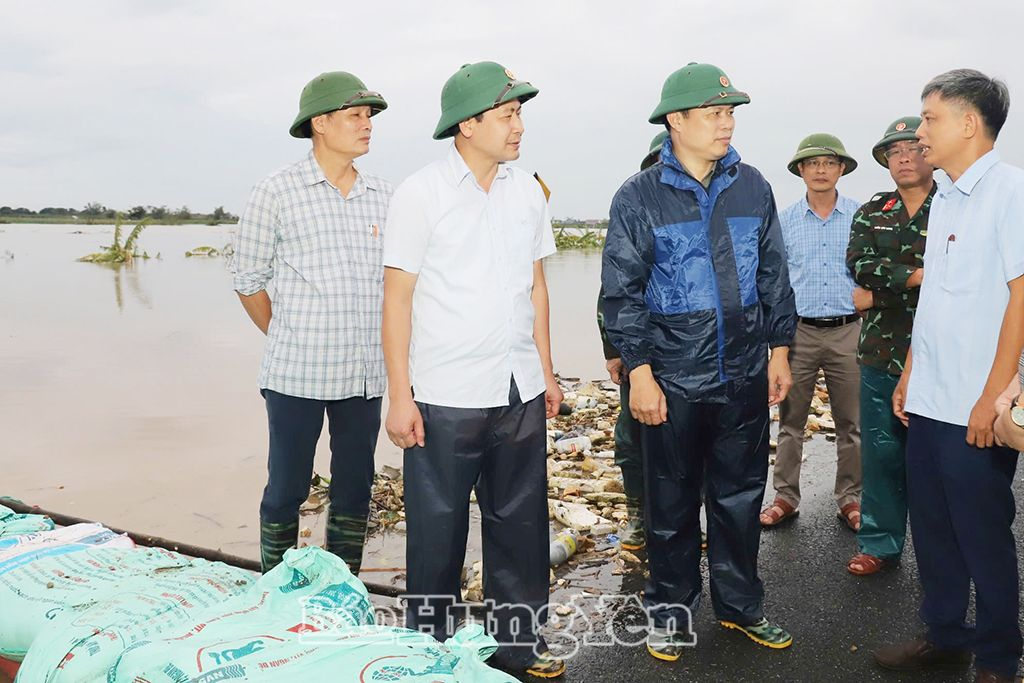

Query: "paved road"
left=509, top=442, right=1024, bottom=683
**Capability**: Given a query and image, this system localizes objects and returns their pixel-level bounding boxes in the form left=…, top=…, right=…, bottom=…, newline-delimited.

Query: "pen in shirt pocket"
left=370, top=223, right=379, bottom=238
left=945, top=233, right=956, bottom=254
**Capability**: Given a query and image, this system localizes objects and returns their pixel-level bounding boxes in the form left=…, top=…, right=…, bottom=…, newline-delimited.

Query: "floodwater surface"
left=0, top=223, right=605, bottom=561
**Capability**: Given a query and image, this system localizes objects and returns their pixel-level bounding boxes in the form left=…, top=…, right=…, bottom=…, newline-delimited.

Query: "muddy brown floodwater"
left=0, top=224, right=608, bottom=572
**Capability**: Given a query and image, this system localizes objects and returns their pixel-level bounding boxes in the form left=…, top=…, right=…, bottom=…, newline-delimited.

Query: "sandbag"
left=0, top=524, right=133, bottom=569
left=109, top=547, right=515, bottom=682
left=0, top=546, right=201, bottom=661
left=15, top=556, right=254, bottom=683
left=0, top=504, right=54, bottom=539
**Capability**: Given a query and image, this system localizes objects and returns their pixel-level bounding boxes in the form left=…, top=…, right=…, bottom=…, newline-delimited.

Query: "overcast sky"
left=2, top=0, right=1022, bottom=218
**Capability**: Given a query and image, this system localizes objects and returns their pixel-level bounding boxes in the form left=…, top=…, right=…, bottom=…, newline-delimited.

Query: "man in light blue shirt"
left=875, top=69, right=1024, bottom=683
left=762, top=134, right=863, bottom=532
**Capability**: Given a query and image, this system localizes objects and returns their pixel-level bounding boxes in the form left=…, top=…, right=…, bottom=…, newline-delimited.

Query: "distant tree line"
left=0, top=203, right=238, bottom=224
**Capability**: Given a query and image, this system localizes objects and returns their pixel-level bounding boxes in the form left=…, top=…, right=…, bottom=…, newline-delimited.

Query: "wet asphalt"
left=516, top=439, right=1024, bottom=683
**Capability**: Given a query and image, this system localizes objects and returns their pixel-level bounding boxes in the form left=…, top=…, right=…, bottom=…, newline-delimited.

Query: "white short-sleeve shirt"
left=906, top=150, right=1024, bottom=426
left=383, top=144, right=557, bottom=408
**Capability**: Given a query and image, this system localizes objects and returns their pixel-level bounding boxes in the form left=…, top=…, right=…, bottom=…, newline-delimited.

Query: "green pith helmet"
left=289, top=71, right=388, bottom=139
left=641, top=131, right=669, bottom=170
left=649, top=63, right=750, bottom=125
left=872, top=116, right=923, bottom=167
left=433, top=61, right=539, bottom=140
left=787, top=133, right=858, bottom=176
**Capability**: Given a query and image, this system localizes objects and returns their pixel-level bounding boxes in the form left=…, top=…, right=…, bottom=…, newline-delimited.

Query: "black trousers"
left=404, top=379, right=549, bottom=666
left=907, top=414, right=1021, bottom=679
left=642, top=373, right=769, bottom=629
left=259, top=389, right=381, bottom=523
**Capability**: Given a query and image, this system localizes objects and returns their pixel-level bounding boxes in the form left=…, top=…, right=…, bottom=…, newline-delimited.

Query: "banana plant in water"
left=77, top=216, right=152, bottom=264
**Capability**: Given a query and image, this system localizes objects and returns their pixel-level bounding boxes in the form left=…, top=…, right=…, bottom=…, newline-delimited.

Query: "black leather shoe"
left=873, top=638, right=972, bottom=671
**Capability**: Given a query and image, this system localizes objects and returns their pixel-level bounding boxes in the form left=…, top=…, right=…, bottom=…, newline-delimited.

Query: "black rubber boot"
left=260, top=518, right=299, bottom=574
left=325, top=509, right=368, bottom=575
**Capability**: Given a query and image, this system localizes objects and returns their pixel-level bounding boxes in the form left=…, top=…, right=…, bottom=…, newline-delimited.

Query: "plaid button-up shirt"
left=230, top=151, right=392, bottom=400
left=779, top=193, right=861, bottom=318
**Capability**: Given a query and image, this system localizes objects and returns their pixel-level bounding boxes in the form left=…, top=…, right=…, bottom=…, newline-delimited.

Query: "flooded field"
left=0, top=223, right=607, bottom=566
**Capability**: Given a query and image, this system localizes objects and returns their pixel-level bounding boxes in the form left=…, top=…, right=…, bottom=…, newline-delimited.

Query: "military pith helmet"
left=433, top=61, right=539, bottom=140
left=289, top=71, right=387, bottom=139
left=648, top=63, right=750, bottom=125
left=640, top=131, right=668, bottom=171
left=872, top=116, right=923, bottom=167
left=787, top=133, right=858, bottom=176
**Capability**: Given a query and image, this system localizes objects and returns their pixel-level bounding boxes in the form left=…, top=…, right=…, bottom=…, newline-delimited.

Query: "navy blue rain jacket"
left=601, top=139, right=796, bottom=402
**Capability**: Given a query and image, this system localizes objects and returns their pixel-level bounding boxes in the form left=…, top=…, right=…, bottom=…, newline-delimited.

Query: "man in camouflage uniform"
left=845, top=116, right=934, bottom=575
left=596, top=131, right=666, bottom=551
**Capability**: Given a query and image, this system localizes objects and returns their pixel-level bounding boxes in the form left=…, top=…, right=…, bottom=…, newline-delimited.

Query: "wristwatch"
left=1011, top=393, right=1024, bottom=428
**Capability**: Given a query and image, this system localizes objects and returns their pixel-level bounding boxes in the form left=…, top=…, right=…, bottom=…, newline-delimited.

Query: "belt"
left=798, top=314, right=860, bottom=328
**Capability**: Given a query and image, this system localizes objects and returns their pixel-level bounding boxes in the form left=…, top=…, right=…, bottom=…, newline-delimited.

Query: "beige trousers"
left=772, top=320, right=862, bottom=509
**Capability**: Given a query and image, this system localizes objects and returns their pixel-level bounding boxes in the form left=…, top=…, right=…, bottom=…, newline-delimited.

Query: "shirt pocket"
left=939, top=241, right=981, bottom=294
left=505, top=217, right=537, bottom=289
left=650, top=220, right=716, bottom=314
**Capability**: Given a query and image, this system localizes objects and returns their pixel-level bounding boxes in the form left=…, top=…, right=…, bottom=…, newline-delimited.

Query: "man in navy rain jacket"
left=601, top=62, right=797, bottom=662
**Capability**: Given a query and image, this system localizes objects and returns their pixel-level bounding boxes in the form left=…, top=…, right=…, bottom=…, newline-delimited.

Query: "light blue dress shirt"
left=906, top=150, right=1024, bottom=426
left=779, top=193, right=860, bottom=317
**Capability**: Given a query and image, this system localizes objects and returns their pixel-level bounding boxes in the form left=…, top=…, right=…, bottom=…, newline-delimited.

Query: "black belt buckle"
left=800, top=314, right=857, bottom=328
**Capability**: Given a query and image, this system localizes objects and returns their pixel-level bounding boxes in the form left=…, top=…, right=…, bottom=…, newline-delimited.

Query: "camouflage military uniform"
left=597, top=290, right=645, bottom=549
left=845, top=182, right=934, bottom=560
left=847, top=185, right=935, bottom=376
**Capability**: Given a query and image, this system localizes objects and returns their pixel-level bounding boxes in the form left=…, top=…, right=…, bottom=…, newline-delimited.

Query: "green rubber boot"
left=325, top=509, right=369, bottom=575
left=260, top=519, right=299, bottom=574
left=619, top=497, right=646, bottom=551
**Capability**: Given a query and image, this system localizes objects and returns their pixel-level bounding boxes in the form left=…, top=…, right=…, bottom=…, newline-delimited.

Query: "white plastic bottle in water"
left=549, top=530, right=578, bottom=567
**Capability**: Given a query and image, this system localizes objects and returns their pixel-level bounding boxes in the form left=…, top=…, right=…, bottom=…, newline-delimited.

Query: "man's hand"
left=544, top=374, right=564, bottom=419
left=628, top=365, right=667, bottom=426
left=966, top=392, right=1000, bottom=448
left=385, top=396, right=425, bottom=449
left=768, top=348, right=792, bottom=407
left=606, top=358, right=625, bottom=385
left=906, top=267, right=924, bottom=288
left=892, top=372, right=910, bottom=427
left=852, top=287, right=874, bottom=312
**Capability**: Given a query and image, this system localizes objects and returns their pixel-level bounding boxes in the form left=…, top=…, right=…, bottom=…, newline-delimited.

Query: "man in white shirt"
left=874, top=69, right=1024, bottom=683
left=381, top=61, right=564, bottom=679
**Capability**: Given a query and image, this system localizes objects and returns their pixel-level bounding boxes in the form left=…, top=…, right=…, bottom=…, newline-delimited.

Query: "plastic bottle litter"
left=549, top=530, right=578, bottom=567
left=554, top=436, right=592, bottom=454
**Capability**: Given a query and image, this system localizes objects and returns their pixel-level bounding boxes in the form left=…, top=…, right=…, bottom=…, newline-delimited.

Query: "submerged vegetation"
left=553, top=222, right=606, bottom=250
left=185, top=243, right=234, bottom=258
left=77, top=216, right=154, bottom=264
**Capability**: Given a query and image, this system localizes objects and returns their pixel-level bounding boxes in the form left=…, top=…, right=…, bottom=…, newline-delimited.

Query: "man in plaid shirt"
left=762, top=134, right=863, bottom=532
left=230, top=71, right=392, bottom=574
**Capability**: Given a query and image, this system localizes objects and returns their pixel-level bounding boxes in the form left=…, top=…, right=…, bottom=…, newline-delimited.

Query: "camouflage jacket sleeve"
left=847, top=203, right=919, bottom=299
left=596, top=286, right=620, bottom=360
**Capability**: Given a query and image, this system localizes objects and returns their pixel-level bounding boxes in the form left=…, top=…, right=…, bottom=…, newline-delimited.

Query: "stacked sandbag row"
left=0, top=512, right=515, bottom=682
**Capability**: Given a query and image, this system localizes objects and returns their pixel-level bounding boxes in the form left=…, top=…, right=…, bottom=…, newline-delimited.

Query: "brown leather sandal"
left=847, top=552, right=885, bottom=576
left=837, top=502, right=861, bottom=531
left=759, top=498, right=799, bottom=527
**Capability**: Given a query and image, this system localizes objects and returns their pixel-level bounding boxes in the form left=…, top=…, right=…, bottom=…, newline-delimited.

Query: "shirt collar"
left=658, top=137, right=741, bottom=190
left=445, top=143, right=509, bottom=189
left=953, top=149, right=1000, bottom=195
left=299, top=150, right=378, bottom=193
left=800, top=191, right=850, bottom=219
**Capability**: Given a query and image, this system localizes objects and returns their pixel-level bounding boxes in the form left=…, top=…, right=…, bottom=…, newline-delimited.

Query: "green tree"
left=128, top=206, right=147, bottom=220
